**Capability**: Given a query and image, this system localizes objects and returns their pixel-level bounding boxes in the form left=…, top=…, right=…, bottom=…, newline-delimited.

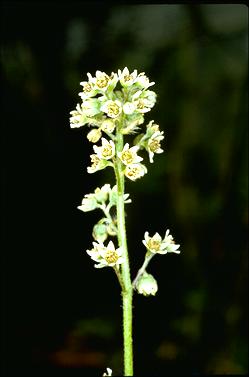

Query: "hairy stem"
left=115, top=118, right=133, bottom=376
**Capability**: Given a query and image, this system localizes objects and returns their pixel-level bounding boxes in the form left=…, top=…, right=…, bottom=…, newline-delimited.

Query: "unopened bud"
left=92, top=222, right=108, bottom=243
left=136, top=272, right=158, bottom=296
left=87, top=128, right=102, bottom=143
left=101, top=119, right=116, bottom=133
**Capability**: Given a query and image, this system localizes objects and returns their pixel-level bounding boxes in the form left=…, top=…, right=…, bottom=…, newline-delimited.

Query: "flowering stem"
left=132, top=252, right=154, bottom=289
left=115, top=117, right=133, bottom=376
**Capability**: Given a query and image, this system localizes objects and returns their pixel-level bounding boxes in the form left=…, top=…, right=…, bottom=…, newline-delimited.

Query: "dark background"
left=1, top=2, right=248, bottom=376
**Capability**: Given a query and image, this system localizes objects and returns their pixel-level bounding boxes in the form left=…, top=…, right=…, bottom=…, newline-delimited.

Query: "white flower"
left=79, top=78, right=97, bottom=100
left=123, top=102, right=136, bottom=115
left=103, top=367, right=112, bottom=376
left=94, top=70, right=118, bottom=92
left=147, top=130, right=164, bottom=163
left=86, top=241, right=124, bottom=269
left=142, top=231, right=166, bottom=253
left=136, top=272, right=158, bottom=296
left=93, top=138, right=115, bottom=160
left=135, top=72, right=155, bottom=89
left=94, top=183, right=111, bottom=202
left=77, top=194, right=97, bottom=212
left=146, top=120, right=160, bottom=134
left=101, top=119, right=116, bottom=133
left=87, top=128, right=102, bottom=143
left=94, top=70, right=110, bottom=91
left=143, top=90, right=157, bottom=107
left=83, top=71, right=118, bottom=93
left=118, top=67, right=138, bottom=87
left=69, top=104, right=88, bottom=128
left=87, top=154, right=110, bottom=174
left=118, top=143, right=143, bottom=166
left=86, top=72, right=95, bottom=84
left=82, top=98, right=101, bottom=117
left=78, top=184, right=111, bottom=213
left=163, top=229, right=181, bottom=254
left=132, top=90, right=157, bottom=113
left=86, top=241, right=103, bottom=263
left=101, top=100, right=122, bottom=118
left=124, top=163, right=147, bottom=181
left=142, top=230, right=180, bottom=254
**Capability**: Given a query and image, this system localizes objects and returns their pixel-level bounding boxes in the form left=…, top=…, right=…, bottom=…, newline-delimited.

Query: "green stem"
left=132, top=252, right=154, bottom=289
left=115, top=118, right=133, bottom=376
left=113, top=266, right=126, bottom=291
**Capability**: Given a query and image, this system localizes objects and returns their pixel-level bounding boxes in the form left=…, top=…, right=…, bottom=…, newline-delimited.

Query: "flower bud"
left=123, top=102, right=136, bottom=115
left=101, top=119, right=116, bottom=133
left=87, top=128, right=102, bottom=143
left=106, top=222, right=117, bottom=236
left=92, top=222, right=108, bottom=243
left=136, top=272, right=158, bottom=296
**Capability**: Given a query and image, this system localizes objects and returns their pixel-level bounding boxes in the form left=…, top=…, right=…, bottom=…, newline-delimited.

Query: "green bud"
left=136, top=272, right=158, bottom=297
left=92, top=222, right=108, bottom=243
left=106, top=222, right=117, bottom=236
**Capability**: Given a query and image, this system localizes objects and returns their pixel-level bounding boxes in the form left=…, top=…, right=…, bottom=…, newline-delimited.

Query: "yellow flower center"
left=147, top=238, right=161, bottom=251
left=124, top=74, right=132, bottom=82
left=126, top=166, right=139, bottom=178
left=96, top=74, right=109, bottom=89
left=90, top=155, right=100, bottom=168
left=105, top=250, right=119, bottom=264
left=149, top=139, right=161, bottom=153
left=121, top=150, right=133, bottom=164
left=83, top=83, right=92, bottom=92
left=137, top=100, right=145, bottom=109
left=107, top=103, right=120, bottom=117
left=102, top=146, right=113, bottom=158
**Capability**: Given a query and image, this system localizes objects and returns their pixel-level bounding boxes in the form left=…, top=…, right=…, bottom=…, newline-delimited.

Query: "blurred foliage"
left=1, top=2, right=248, bottom=376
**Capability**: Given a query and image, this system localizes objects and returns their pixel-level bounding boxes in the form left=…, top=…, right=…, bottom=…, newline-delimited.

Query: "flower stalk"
left=132, top=252, right=154, bottom=289
left=115, top=117, right=134, bottom=375
left=69, top=67, right=181, bottom=376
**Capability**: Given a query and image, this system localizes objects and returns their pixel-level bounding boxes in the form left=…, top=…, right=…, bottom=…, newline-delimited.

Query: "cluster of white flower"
left=69, top=68, right=180, bottom=276
left=70, top=67, right=155, bottom=130
left=78, top=183, right=131, bottom=213
left=69, top=68, right=164, bottom=180
left=134, top=120, right=164, bottom=163
left=78, top=183, right=131, bottom=254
